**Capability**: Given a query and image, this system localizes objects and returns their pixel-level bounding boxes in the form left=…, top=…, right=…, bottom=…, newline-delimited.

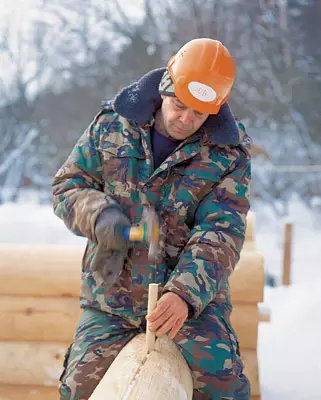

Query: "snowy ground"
left=0, top=196, right=320, bottom=399
left=254, top=200, right=321, bottom=400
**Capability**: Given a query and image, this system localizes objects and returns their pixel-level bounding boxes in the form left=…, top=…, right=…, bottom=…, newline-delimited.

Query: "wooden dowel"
left=146, top=283, right=159, bottom=353
left=282, top=223, right=293, bottom=286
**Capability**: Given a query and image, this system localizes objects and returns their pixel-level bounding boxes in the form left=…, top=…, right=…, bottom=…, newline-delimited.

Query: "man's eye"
left=175, top=103, right=185, bottom=109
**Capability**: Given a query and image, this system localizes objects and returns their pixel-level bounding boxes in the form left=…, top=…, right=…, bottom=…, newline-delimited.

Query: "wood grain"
left=0, top=385, right=59, bottom=400
left=89, top=333, right=193, bottom=400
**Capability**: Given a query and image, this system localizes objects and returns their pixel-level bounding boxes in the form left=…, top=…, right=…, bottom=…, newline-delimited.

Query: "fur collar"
left=109, top=67, right=240, bottom=146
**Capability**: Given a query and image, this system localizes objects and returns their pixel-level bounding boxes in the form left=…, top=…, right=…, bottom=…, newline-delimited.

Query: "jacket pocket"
left=159, top=206, right=191, bottom=263
left=98, top=144, right=145, bottom=198
left=168, top=167, right=217, bottom=215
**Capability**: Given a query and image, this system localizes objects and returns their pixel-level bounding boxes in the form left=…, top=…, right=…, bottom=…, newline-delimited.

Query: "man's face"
left=160, top=96, right=209, bottom=140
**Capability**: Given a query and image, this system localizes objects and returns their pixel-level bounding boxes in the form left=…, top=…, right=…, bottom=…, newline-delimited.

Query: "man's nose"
left=179, top=109, right=193, bottom=125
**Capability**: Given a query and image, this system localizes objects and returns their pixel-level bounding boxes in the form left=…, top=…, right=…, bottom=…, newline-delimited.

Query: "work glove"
left=91, top=207, right=131, bottom=284
left=94, top=207, right=130, bottom=251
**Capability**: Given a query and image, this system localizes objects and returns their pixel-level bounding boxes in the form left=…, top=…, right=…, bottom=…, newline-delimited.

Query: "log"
left=230, top=304, right=259, bottom=350
left=89, top=340, right=260, bottom=399
left=243, top=241, right=256, bottom=251
left=89, top=333, right=193, bottom=400
left=230, top=250, right=265, bottom=303
left=0, top=245, right=264, bottom=303
left=259, top=311, right=271, bottom=323
left=0, top=341, right=259, bottom=396
left=0, top=385, right=59, bottom=400
left=0, top=295, right=81, bottom=342
left=0, top=296, right=259, bottom=351
left=0, top=342, right=65, bottom=386
left=242, top=349, right=260, bottom=396
left=0, top=244, right=82, bottom=297
left=0, top=296, right=258, bottom=350
left=245, top=211, right=255, bottom=243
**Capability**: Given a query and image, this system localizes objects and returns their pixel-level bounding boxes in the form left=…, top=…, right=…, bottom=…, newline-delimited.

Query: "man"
left=52, top=38, right=251, bottom=399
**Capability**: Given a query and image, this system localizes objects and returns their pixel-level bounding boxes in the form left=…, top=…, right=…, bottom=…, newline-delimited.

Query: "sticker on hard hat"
left=188, top=81, right=217, bottom=102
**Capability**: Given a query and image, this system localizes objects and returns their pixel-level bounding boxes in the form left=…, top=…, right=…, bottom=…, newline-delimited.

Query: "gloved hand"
left=91, top=207, right=131, bottom=285
left=94, top=207, right=130, bottom=252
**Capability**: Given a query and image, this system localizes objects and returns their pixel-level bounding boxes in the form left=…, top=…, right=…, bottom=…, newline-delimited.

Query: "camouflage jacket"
left=52, top=68, right=251, bottom=324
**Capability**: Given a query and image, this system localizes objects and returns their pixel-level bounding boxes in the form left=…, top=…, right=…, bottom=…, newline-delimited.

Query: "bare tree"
left=0, top=0, right=320, bottom=210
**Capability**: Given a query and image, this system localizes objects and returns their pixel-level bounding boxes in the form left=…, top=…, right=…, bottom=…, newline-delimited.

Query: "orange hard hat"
left=166, top=38, right=236, bottom=114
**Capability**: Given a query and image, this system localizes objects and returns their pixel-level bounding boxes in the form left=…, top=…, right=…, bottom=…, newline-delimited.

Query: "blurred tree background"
left=0, top=0, right=320, bottom=214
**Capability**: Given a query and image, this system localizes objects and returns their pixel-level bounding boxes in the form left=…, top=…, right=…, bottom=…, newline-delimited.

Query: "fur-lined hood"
left=103, top=68, right=241, bottom=146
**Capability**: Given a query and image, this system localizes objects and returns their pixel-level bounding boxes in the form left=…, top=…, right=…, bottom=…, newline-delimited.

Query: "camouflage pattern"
left=52, top=72, right=251, bottom=398
left=60, top=308, right=250, bottom=399
left=52, top=106, right=251, bottom=319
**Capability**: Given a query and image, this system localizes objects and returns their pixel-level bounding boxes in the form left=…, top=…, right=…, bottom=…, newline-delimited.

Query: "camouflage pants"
left=59, top=307, right=250, bottom=400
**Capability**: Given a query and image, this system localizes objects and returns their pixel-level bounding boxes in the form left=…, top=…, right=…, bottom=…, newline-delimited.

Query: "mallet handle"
left=146, top=283, right=159, bottom=353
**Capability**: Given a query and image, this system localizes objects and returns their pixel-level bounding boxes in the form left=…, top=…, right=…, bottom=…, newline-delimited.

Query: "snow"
left=0, top=196, right=320, bottom=399
left=255, top=198, right=321, bottom=399
left=259, top=283, right=321, bottom=399
left=0, top=201, right=86, bottom=246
